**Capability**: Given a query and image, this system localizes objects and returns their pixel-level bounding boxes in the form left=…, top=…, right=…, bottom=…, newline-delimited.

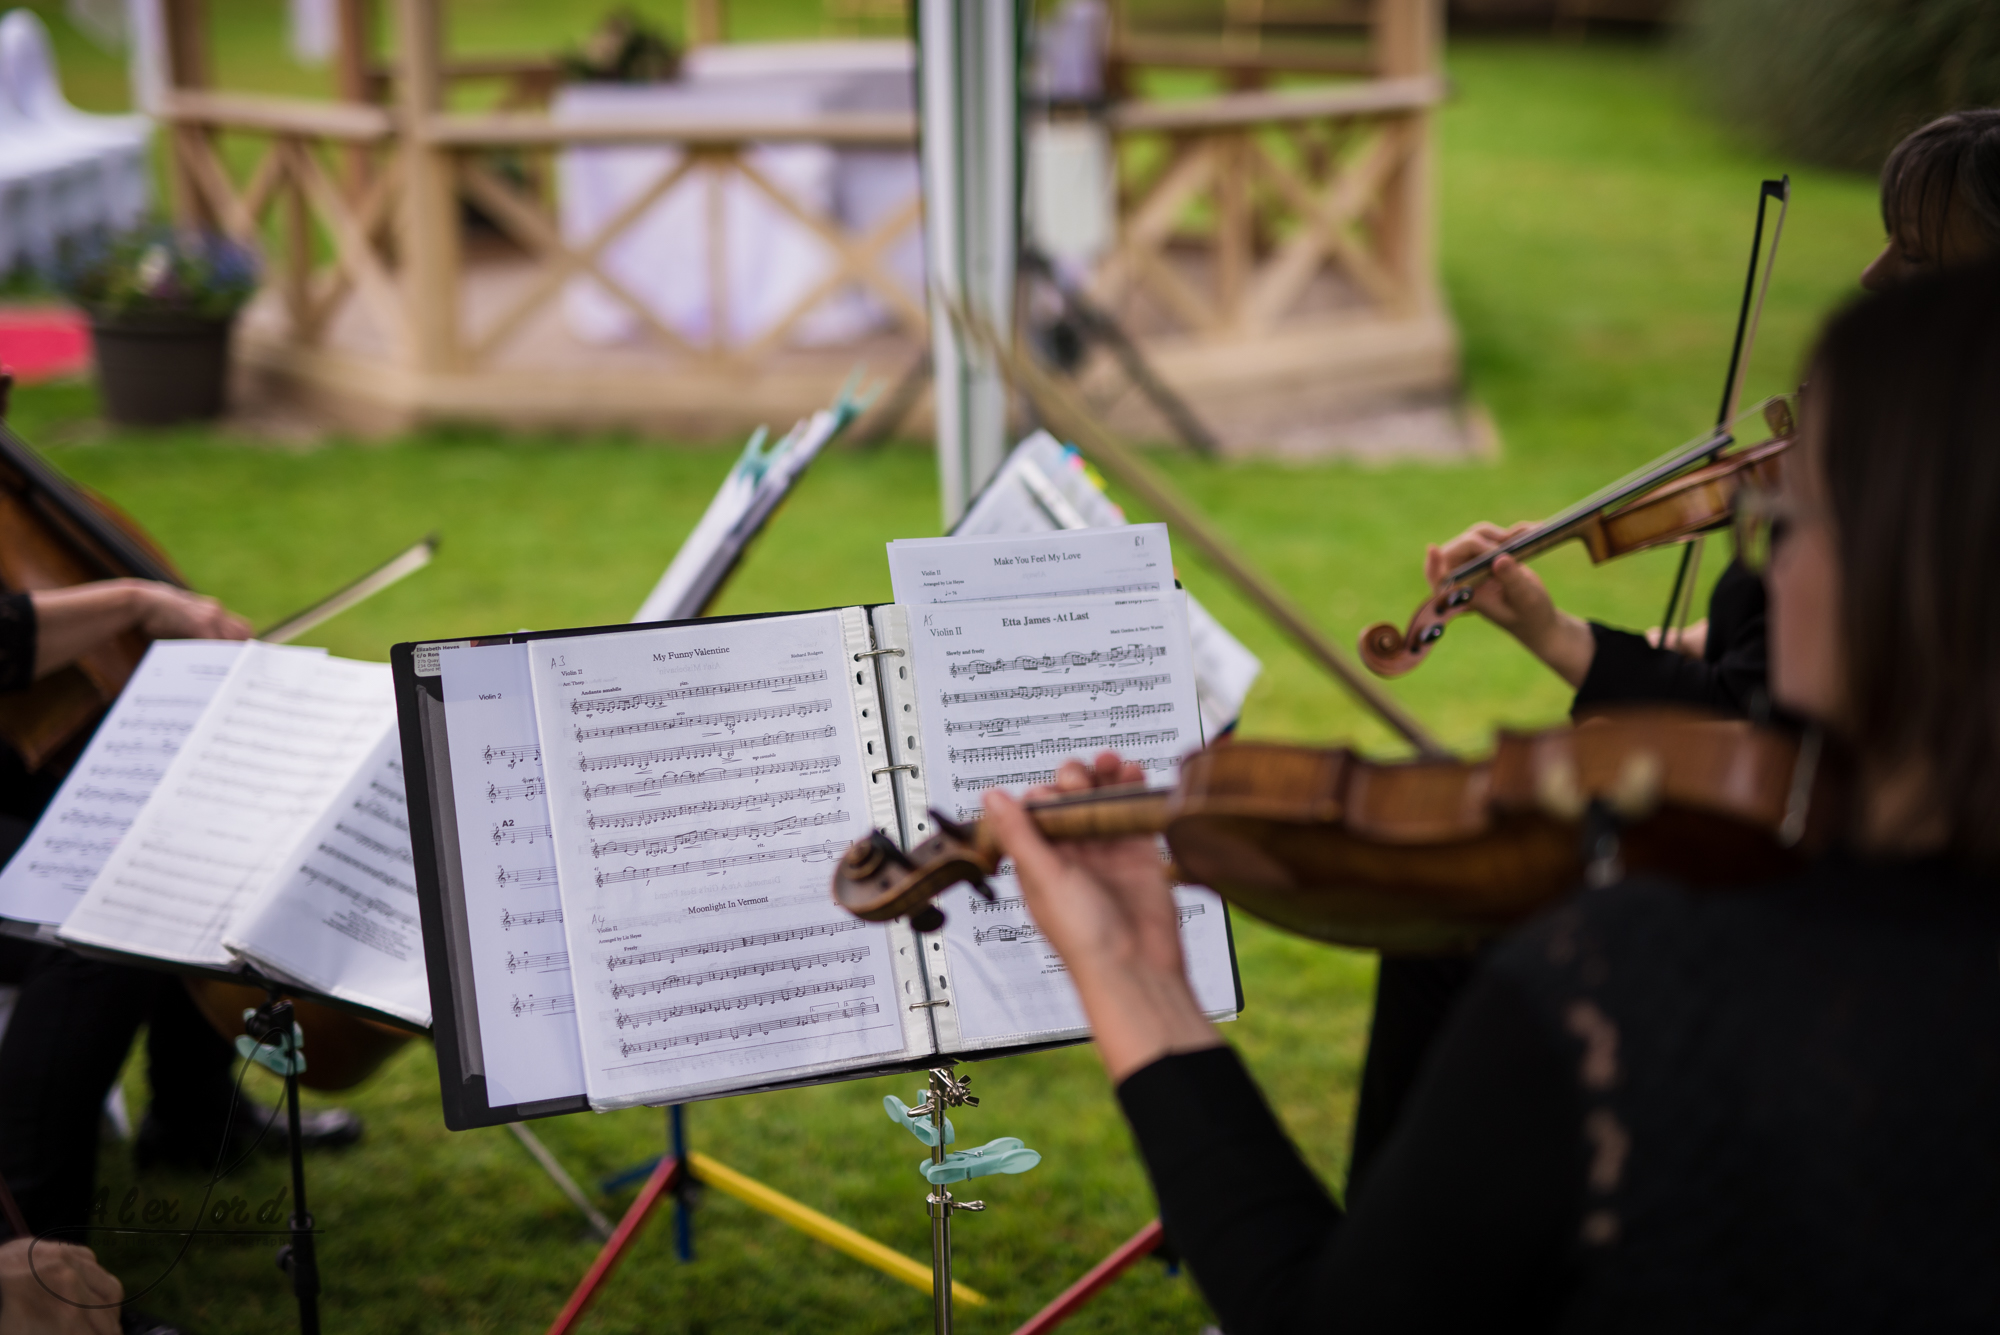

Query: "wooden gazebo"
left=145, top=0, right=1462, bottom=454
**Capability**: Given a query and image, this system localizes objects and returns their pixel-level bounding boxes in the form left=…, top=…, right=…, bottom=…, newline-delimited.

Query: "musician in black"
left=0, top=581, right=357, bottom=1248
left=1349, top=107, right=2000, bottom=1190
left=986, top=259, right=2000, bottom=1330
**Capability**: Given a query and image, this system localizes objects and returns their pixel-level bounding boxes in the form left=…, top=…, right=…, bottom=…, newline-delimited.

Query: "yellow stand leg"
left=686, top=1152, right=988, bottom=1307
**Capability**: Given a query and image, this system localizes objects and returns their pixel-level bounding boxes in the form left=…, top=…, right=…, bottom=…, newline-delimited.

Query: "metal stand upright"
left=912, top=1068, right=985, bottom=1335
left=242, top=998, right=319, bottom=1335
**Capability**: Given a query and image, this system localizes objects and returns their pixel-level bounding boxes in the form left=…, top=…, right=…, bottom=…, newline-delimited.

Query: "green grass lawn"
left=7, top=17, right=1889, bottom=1334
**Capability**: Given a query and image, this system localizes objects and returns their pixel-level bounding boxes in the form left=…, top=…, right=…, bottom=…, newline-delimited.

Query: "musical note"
left=943, top=701, right=1176, bottom=736
left=947, top=728, right=1179, bottom=767
left=952, top=756, right=1177, bottom=792
left=498, top=864, right=559, bottom=887
left=577, top=726, right=837, bottom=774
left=947, top=645, right=1167, bottom=678
left=617, top=1000, right=881, bottom=1058
left=507, top=948, right=570, bottom=973
left=501, top=906, right=564, bottom=930
left=488, top=777, right=547, bottom=803
left=492, top=822, right=552, bottom=845
left=586, top=783, right=846, bottom=832
left=581, top=754, right=839, bottom=802
left=590, top=809, right=850, bottom=859
left=615, top=974, right=875, bottom=1030
left=973, top=901, right=1203, bottom=945
left=574, top=697, right=832, bottom=744
left=967, top=895, right=1027, bottom=915
left=568, top=670, right=829, bottom=717
left=608, top=945, right=870, bottom=1000
left=594, top=840, right=848, bottom=888
left=512, top=993, right=575, bottom=1017
left=600, top=916, right=868, bottom=970
left=484, top=743, right=541, bottom=768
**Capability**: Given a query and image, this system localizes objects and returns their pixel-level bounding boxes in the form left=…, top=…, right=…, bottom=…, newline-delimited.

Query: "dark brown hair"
left=1812, top=261, right=2000, bottom=863
left=1880, top=110, right=2000, bottom=261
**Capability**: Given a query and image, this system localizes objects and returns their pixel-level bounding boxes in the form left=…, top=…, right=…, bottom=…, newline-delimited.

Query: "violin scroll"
left=1357, top=583, right=1480, bottom=678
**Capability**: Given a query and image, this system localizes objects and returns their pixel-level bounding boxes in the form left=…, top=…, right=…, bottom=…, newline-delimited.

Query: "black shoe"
left=134, top=1097, right=363, bottom=1172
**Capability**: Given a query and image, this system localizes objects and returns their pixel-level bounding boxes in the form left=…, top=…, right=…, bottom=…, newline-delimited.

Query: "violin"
left=1360, top=175, right=1797, bottom=681
left=1357, top=395, right=1795, bottom=678
left=830, top=710, right=1829, bottom=954
left=0, top=408, right=417, bottom=1089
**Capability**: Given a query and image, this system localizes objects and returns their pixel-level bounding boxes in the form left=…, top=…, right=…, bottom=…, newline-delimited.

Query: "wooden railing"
left=1092, top=74, right=1445, bottom=338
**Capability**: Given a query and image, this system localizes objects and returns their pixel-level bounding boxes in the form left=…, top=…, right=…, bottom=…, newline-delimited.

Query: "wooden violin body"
left=0, top=418, right=417, bottom=1088
left=833, top=710, right=1826, bottom=954
left=1358, top=399, right=1795, bottom=680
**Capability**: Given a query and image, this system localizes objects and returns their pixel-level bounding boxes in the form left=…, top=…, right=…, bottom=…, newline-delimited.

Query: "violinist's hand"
left=1426, top=522, right=1596, bottom=689
left=1646, top=618, right=1708, bottom=659
left=984, top=754, right=1220, bottom=1083
left=31, top=580, right=254, bottom=679
left=0, top=1238, right=123, bottom=1335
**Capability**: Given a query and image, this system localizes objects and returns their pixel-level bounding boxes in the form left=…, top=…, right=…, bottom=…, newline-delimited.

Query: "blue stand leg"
left=671, top=1104, right=693, bottom=1262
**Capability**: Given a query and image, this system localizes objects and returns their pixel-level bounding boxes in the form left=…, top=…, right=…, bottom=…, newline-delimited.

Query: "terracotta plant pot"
left=88, top=310, right=234, bottom=426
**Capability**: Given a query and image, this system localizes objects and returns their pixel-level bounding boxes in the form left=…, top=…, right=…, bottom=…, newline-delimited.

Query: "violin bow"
left=1661, top=175, right=1792, bottom=642
left=258, top=533, right=438, bottom=643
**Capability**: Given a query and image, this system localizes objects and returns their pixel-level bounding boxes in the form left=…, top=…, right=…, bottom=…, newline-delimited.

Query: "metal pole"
left=272, top=1002, right=320, bottom=1335
left=928, top=1068, right=953, bottom=1335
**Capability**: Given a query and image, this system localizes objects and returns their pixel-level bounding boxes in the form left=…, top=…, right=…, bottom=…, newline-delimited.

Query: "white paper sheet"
left=900, top=595, right=1236, bottom=1044
left=59, top=643, right=394, bottom=969
left=525, top=610, right=906, bottom=1109
left=888, top=523, right=1177, bottom=607
left=224, top=725, right=430, bottom=1028
left=0, top=640, right=244, bottom=929
left=437, top=640, right=588, bottom=1108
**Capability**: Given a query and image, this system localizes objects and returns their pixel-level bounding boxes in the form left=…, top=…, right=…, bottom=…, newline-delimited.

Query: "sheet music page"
left=526, top=610, right=907, bottom=1110
left=436, top=640, right=587, bottom=1108
left=888, top=524, right=1176, bottom=606
left=0, top=640, right=245, bottom=929
left=902, top=594, right=1238, bottom=1045
left=224, top=724, right=430, bottom=1028
left=58, top=643, right=394, bottom=969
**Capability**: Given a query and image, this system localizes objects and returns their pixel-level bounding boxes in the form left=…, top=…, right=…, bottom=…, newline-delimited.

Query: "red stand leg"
left=1009, top=1218, right=1165, bottom=1335
left=545, top=1153, right=682, bottom=1335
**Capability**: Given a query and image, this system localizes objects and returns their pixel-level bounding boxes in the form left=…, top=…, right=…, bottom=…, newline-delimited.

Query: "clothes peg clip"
left=884, top=1094, right=955, bottom=1147
left=236, top=1007, right=307, bottom=1078
left=919, top=1137, right=1042, bottom=1186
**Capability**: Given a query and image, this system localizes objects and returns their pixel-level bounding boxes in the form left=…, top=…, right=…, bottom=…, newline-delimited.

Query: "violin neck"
left=986, top=784, right=1172, bottom=853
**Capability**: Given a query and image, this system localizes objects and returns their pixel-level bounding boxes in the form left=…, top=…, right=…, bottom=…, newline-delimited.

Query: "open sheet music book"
left=0, top=640, right=431, bottom=1028
left=395, top=528, right=1240, bottom=1128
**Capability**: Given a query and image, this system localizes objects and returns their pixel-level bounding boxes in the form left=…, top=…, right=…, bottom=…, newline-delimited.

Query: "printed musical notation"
left=574, top=697, right=832, bottom=744
left=607, top=945, right=870, bottom=1000
left=586, top=783, right=845, bottom=833
left=493, top=822, right=552, bottom=845
left=590, top=809, right=850, bottom=860
left=943, top=702, right=1175, bottom=736
left=513, top=993, right=575, bottom=1018
left=951, top=756, right=1178, bottom=793
left=581, top=754, right=840, bottom=802
left=508, top=948, right=570, bottom=973
left=599, top=916, right=868, bottom=971
left=617, top=1001, right=881, bottom=1059
left=947, top=728, right=1179, bottom=767
left=594, top=839, right=849, bottom=888
left=967, top=895, right=1026, bottom=916
left=615, top=974, right=875, bottom=1030
left=973, top=902, right=1204, bottom=946
left=485, top=743, right=540, bottom=768
left=948, top=645, right=1167, bottom=679
left=488, top=777, right=547, bottom=803
left=569, top=670, right=828, bottom=717
left=501, top=906, right=564, bottom=930
left=498, top=864, right=558, bottom=887
left=576, top=725, right=837, bottom=774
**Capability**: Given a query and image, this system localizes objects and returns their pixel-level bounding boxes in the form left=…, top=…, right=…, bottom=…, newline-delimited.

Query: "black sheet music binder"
left=394, top=605, right=1240, bottom=1131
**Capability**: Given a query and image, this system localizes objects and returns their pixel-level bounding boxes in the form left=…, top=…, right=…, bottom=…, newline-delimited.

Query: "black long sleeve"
left=0, top=592, right=34, bottom=694
left=1118, top=966, right=1581, bottom=1334
left=1572, top=558, right=1766, bottom=717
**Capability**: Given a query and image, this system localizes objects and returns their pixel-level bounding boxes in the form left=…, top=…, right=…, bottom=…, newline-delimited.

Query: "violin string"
left=1724, top=180, right=1791, bottom=426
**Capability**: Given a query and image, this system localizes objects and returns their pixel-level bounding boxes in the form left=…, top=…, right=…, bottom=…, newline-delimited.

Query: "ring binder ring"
left=909, top=1000, right=952, bottom=1010
left=872, top=763, right=917, bottom=778
left=854, top=648, right=907, bottom=660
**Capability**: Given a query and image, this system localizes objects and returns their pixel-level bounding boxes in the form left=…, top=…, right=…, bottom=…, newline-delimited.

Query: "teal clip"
left=830, top=367, right=879, bottom=431
left=731, top=425, right=776, bottom=486
left=235, top=1008, right=307, bottom=1079
left=884, top=1094, right=954, bottom=1147
left=919, top=1137, right=1042, bottom=1186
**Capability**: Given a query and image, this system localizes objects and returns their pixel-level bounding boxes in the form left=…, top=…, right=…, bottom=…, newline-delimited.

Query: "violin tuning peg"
left=968, top=873, right=997, bottom=903
left=911, top=905, right=946, bottom=933
left=930, top=808, right=975, bottom=844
